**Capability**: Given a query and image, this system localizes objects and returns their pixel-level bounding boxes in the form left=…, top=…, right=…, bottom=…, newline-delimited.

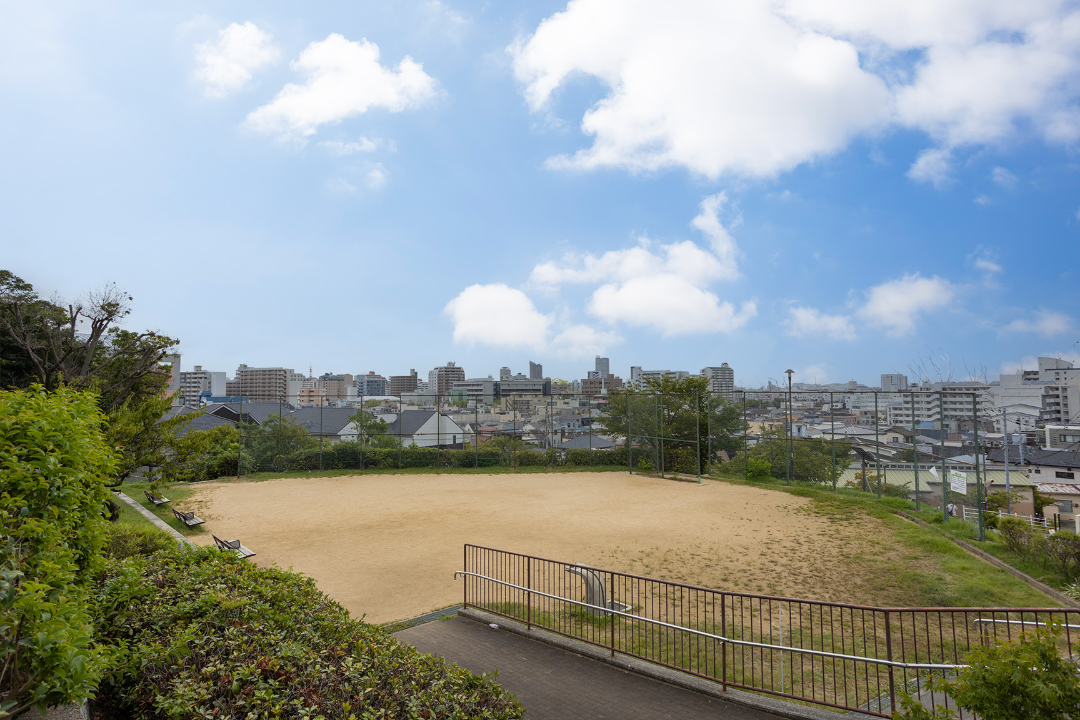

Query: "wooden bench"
left=172, top=508, right=204, bottom=527
left=213, top=534, right=255, bottom=559
left=144, top=490, right=170, bottom=506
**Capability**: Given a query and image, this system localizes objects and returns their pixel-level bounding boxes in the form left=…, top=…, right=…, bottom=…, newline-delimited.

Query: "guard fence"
left=459, top=544, right=1080, bottom=718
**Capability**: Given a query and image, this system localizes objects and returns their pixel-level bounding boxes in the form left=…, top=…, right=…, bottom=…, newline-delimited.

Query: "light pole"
left=785, top=369, right=794, bottom=485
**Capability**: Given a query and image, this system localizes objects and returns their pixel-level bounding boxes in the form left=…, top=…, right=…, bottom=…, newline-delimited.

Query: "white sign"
left=949, top=470, right=968, bottom=494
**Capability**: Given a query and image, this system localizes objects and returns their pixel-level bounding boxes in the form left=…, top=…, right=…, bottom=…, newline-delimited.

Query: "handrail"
left=454, top=570, right=965, bottom=671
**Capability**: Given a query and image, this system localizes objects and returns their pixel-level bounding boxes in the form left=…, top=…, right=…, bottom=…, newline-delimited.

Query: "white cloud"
left=247, top=33, right=437, bottom=139
left=364, top=162, right=388, bottom=189
left=785, top=306, right=856, bottom=340
left=444, top=284, right=551, bottom=351
left=513, top=0, right=1080, bottom=181
left=193, top=22, right=279, bottom=99
left=443, top=285, right=621, bottom=357
left=991, top=166, right=1017, bottom=187
left=529, top=193, right=754, bottom=335
left=856, top=273, right=954, bottom=336
left=318, top=137, right=378, bottom=155
left=1002, top=310, right=1075, bottom=336
left=974, top=257, right=1002, bottom=274
left=907, top=147, right=953, bottom=187
left=326, top=178, right=358, bottom=194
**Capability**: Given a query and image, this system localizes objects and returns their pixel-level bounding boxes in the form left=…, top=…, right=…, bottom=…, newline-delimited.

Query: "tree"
left=735, top=427, right=853, bottom=484
left=0, top=271, right=178, bottom=413
left=348, top=408, right=397, bottom=449
left=597, top=375, right=743, bottom=474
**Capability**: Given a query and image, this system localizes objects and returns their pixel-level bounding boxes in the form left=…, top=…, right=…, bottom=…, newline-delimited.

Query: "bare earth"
left=188, top=472, right=890, bottom=624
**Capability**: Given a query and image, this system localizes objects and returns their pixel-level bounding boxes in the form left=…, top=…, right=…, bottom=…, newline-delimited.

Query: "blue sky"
left=2, top=0, right=1079, bottom=387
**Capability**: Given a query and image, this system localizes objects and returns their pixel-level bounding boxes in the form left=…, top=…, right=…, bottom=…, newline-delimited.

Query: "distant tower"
left=594, top=356, right=610, bottom=378
left=500, top=367, right=511, bottom=380
left=529, top=361, right=543, bottom=380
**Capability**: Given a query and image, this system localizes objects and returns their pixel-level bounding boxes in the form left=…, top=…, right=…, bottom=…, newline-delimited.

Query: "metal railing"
left=963, top=506, right=1054, bottom=531
left=460, top=544, right=1079, bottom=718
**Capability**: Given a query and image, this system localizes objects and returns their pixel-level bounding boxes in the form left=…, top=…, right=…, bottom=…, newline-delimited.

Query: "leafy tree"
left=349, top=408, right=397, bottom=449
left=0, top=386, right=116, bottom=717
left=735, top=427, right=853, bottom=484
left=239, top=415, right=319, bottom=472
left=896, top=626, right=1080, bottom=720
left=597, top=375, right=743, bottom=474
left=0, top=271, right=178, bottom=413
left=1033, top=488, right=1058, bottom=519
left=985, top=488, right=1025, bottom=514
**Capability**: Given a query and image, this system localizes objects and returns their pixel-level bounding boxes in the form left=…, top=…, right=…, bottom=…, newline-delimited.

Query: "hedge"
left=94, top=548, right=523, bottom=719
left=0, top=386, right=117, bottom=717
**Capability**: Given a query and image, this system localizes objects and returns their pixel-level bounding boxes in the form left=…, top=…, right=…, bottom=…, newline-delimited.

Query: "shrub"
left=1042, top=530, right=1080, bottom=580
left=983, top=514, right=998, bottom=530
left=102, top=524, right=176, bottom=560
left=0, top=386, right=117, bottom=717
left=896, top=626, right=1080, bottom=720
left=998, top=517, right=1034, bottom=555
left=746, top=457, right=771, bottom=480
left=94, top=548, right=522, bottom=719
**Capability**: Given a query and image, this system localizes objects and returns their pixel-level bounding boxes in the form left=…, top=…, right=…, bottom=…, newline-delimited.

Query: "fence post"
left=527, top=555, right=532, bottom=631
left=319, top=402, right=324, bottom=472
left=720, top=592, right=728, bottom=692
left=743, top=393, right=748, bottom=480
left=707, top=392, right=713, bottom=476
left=830, top=391, right=836, bottom=491
left=463, top=545, right=468, bottom=609
left=940, top=391, right=947, bottom=522
left=696, top=392, right=702, bottom=483
left=237, top=394, right=243, bottom=477
left=627, top=393, right=633, bottom=475
left=609, top=570, right=616, bottom=658
left=911, top=390, right=919, bottom=510
left=974, top=392, right=985, bottom=542
left=874, top=392, right=881, bottom=499
left=885, top=611, right=896, bottom=714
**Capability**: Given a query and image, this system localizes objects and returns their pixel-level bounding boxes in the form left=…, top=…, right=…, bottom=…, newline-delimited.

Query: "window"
left=1056, top=471, right=1076, bottom=480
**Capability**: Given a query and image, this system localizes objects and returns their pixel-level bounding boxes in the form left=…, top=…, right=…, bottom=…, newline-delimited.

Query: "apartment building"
left=179, top=365, right=227, bottom=407
left=630, top=367, right=691, bottom=388
left=581, top=375, right=622, bottom=396
left=359, top=371, right=387, bottom=396
left=226, top=364, right=295, bottom=403
left=319, top=373, right=355, bottom=402
left=701, top=363, right=735, bottom=397
left=389, top=369, right=418, bottom=396
left=885, top=382, right=993, bottom=432
left=529, top=361, right=543, bottom=380
left=428, top=362, right=466, bottom=396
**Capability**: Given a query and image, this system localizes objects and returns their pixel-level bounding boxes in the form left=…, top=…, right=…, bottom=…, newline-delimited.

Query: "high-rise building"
left=226, top=364, right=294, bottom=403
left=880, top=374, right=909, bottom=393
left=701, top=364, right=735, bottom=397
left=428, top=362, right=466, bottom=396
left=529, top=361, right=543, bottom=380
left=320, top=373, right=356, bottom=402
left=359, top=371, right=387, bottom=396
left=500, top=366, right=511, bottom=380
left=180, top=365, right=227, bottom=407
left=389, top=369, right=418, bottom=396
left=595, top=356, right=609, bottom=378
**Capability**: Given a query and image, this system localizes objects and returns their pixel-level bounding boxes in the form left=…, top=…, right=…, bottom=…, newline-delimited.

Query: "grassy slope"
left=706, top=470, right=1059, bottom=608
left=112, top=481, right=207, bottom=538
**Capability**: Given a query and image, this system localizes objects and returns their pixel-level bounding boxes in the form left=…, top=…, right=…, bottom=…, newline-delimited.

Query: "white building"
left=179, top=365, right=227, bottom=407
left=880, top=374, right=909, bottom=393
left=702, top=363, right=735, bottom=397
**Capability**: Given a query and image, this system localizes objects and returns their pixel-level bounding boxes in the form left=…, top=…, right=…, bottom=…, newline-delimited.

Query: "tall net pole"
left=696, top=392, right=701, bottom=483
left=627, top=391, right=633, bottom=475
left=830, top=391, right=836, bottom=491
left=973, top=391, right=985, bottom=541
left=874, top=392, right=881, bottom=498
left=940, top=390, right=947, bottom=521
left=743, top=392, right=748, bottom=480
left=911, top=390, right=919, bottom=509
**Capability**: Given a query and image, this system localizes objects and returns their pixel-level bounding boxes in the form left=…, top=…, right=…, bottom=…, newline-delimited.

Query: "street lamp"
left=785, top=369, right=794, bottom=485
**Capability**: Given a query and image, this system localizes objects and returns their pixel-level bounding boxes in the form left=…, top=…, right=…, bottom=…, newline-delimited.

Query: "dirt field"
left=188, top=472, right=898, bottom=624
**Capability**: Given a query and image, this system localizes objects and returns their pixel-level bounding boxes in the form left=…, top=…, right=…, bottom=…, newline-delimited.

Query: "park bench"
left=213, top=534, right=256, bottom=559
left=144, top=490, right=169, bottom=506
left=172, top=508, right=204, bottom=527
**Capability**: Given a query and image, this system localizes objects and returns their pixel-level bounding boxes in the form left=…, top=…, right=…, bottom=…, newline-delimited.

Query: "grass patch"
left=111, top=481, right=206, bottom=537
left=706, top=472, right=1060, bottom=608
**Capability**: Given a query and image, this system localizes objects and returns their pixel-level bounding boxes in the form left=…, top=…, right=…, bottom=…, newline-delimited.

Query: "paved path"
left=395, top=615, right=784, bottom=720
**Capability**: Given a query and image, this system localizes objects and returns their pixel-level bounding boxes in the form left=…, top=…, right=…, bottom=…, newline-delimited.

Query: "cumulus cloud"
left=907, top=148, right=953, bottom=187
left=247, top=33, right=437, bottom=139
left=318, top=137, right=378, bottom=155
left=444, top=284, right=551, bottom=351
left=1002, top=310, right=1075, bottom=336
left=442, top=284, right=621, bottom=357
left=512, top=0, right=1080, bottom=181
left=530, top=193, right=754, bottom=334
left=856, top=273, right=954, bottom=336
left=193, top=22, right=279, bottom=98
left=991, top=166, right=1017, bottom=188
left=785, top=306, right=856, bottom=340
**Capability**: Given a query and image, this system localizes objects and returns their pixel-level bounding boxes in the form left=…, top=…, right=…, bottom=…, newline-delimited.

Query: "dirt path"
left=189, top=472, right=885, bottom=624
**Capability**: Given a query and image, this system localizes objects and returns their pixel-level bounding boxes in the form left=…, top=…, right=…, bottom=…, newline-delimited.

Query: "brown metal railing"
left=459, top=544, right=1079, bottom=717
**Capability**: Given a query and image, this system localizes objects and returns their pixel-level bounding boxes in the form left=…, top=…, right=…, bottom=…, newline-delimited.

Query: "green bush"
left=0, top=385, right=117, bottom=717
left=896, top=626, right=1080, bottom=720
left=94, top=548, right=522, bottom=719
left=983, top=514, right=998, bottom=530
left=1042, top=530, right=1080, bottom=580
left=102, top=524, right=176, bottom=560
left=745, top=457, right=771, bottom=480
left=998, top=516, right=1035, bottom=555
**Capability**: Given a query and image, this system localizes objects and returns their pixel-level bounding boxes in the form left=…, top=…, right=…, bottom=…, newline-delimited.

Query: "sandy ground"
left=188, top=472, right=889, bottom=624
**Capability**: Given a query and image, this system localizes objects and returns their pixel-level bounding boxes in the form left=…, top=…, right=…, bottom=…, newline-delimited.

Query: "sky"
left=2, top=0, right=1080, bottom=388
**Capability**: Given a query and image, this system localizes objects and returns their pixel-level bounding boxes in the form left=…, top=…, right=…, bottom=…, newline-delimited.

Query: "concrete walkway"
left=395, top=615, right=787, bottom=720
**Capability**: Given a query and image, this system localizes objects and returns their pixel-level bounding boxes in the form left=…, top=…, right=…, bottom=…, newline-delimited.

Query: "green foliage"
left=896, top=627, right=1080, bottom=720
left=106, top=390, right=198, bottom=486
left=735, top=428, right=853, bottom=484
left=597, top=376, right=744, bottom=474
left=745, top=457, right=771, bottom=480
left=102, top=524, right=176, bottom=561
left=0, top=386, right=117, bottom=717
left=985, top=489, right=1024, bottom=514
left=1043, top=530, right=1080, bottom=580
left=983, top=514, right=998, bottom=530
left=161, top=423, right=240, bottom=483
left=95, top=548, right=522, bottom=719
left=998, top=517, right=1035, bottom=555
left=1033, top=489, right=1058, bottom=519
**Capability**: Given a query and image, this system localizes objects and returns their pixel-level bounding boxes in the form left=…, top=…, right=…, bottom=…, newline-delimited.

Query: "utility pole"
left=785, top=369, right=794, bottom=485
left=1003, top=408, right=1011, bottom=514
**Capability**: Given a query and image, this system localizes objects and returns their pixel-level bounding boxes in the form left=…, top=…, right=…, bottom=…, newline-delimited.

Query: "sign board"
left=949, top=470, right=967, bottom=495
